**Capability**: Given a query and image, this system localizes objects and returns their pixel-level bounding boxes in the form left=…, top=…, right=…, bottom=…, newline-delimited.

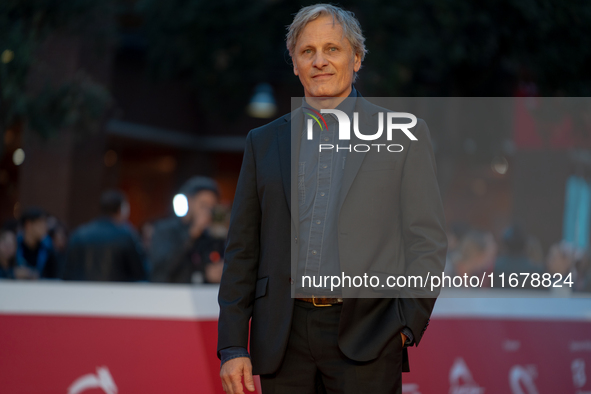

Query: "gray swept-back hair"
left=286, top=4, right=367, bottom=81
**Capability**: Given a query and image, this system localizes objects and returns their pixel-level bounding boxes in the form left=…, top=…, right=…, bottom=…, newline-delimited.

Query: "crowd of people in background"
left=1, top=176, right=591, bottom=293
left=446, top=223, right=591, bottom=292
left=0, top=176, right=226, bottom=285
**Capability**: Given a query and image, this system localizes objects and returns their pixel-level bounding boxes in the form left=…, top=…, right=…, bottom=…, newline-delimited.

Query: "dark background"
left=2, top=0, right=591, bottom=254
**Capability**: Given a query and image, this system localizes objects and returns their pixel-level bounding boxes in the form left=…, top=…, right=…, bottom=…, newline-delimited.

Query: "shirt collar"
left=301, top=85, right=358, bottom=122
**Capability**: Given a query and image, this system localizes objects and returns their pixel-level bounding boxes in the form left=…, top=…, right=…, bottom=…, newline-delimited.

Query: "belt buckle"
left=312, top=295, right=331, bottom=307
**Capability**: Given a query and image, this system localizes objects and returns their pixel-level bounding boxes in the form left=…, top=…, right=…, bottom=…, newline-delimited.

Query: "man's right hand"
left=220, top=357, right=255, bottom=394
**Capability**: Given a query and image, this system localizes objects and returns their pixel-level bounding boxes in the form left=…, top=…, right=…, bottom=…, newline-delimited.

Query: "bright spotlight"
left=173, top=194, right=188, bottom=217
left=12, top=149, right=25, bottom=166
left=246, top=83, right=277, bottom=119
left=491, top=156, right=509, bottom=175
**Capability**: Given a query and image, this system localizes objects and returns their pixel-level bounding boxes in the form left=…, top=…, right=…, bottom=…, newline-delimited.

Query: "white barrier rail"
left=1, top=280, right=590, bottom=321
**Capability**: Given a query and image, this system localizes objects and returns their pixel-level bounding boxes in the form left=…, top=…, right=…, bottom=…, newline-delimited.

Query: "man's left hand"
left=401, top=332, right=407, bottom=347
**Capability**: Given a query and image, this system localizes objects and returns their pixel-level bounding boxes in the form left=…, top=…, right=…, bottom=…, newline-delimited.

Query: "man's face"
left=187, top=190, right=217, bottom=228
left=25, top=218, right=48, bottom=242
left=292, top=15, right=361, bottom=98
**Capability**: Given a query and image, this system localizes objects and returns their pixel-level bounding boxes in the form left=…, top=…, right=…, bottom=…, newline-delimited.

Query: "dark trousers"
left=260, top=300, right=403, bottom=394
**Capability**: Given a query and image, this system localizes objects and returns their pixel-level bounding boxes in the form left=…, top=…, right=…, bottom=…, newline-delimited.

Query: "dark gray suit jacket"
left=217, top=91, right=447, bottom=375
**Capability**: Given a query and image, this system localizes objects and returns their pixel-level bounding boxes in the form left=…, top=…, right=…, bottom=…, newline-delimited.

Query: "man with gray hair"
left=218, top=4, right=446, bottom=393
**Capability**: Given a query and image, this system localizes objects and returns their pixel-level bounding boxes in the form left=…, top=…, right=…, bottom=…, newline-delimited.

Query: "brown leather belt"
left=295, top=296, right=344, bottom=307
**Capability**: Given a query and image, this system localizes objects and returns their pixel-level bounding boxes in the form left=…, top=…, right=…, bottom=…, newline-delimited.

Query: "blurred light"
left=1, top=49, right=14, bottom=64
left=156, top=156, right=176, bottom=173
left=104, top=150, right=117, bottom=167
left=247, top=83, right=277, bottom=118
left=491, top=156, right=509, bottom=175
left=4, top=129, right=14, bottom=145
left=173, top=194, right=189, bottom=217
left=13, top=202, right=20, bottom=219
left=12, top=148, right=25, bottom=165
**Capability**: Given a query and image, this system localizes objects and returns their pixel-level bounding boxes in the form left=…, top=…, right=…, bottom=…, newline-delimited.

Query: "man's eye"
left=304, top=49, right=312, bottom=54
left=329, top=47, right=337, bottom=51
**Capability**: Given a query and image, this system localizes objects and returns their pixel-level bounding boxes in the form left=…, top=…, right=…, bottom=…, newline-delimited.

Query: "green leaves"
left=0, top=0, right=111, bottom=143
left=27, top=72, right=111, bottom=139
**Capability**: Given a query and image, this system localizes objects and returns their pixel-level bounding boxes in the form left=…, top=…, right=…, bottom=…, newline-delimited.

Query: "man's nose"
left=312, top=52, right=329, bottom=68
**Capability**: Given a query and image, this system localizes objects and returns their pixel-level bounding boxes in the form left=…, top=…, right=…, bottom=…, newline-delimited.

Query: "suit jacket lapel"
left=278, top=109, right=301, bottom=235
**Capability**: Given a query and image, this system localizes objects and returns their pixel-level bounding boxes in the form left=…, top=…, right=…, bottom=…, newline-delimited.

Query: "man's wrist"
left=220, top=346, right=250, bottom=368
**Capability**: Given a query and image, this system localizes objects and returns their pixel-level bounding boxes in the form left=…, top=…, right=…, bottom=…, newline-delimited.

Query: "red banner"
left=1, top=282, right=590, bottom=393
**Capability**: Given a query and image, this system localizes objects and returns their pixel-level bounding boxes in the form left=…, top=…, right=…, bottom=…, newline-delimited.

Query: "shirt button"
left=324, top=137, right=329, bottom=141
left=311, top=250, right=317, bottom=255
left=322, top=165, right=328, bottom=169
left=320, top=192, right=325, bottom=196
left=316, top=220, right=321, bottom=225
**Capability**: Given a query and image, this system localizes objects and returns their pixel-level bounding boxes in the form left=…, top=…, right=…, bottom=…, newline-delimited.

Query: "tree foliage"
left=359, top=0, right=591, bottom=96
left=136, top=0, right=298, bottom=117
left=137, top=0, right=591, bottom=106
left=0, top=0, right=112, bottom=153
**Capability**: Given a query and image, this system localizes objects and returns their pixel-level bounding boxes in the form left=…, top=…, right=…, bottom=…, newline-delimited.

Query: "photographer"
left=150, top=176, right=224, bottom=284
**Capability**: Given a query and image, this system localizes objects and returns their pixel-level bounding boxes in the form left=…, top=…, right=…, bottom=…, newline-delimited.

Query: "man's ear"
left=353, top=52, right=361, bottom=73
left=293, top=60, right=299, bottom=76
